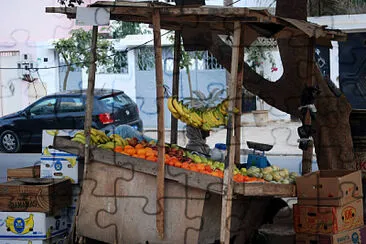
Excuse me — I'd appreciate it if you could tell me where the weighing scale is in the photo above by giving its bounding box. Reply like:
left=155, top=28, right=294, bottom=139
left=246, top=141, right=273, bottom=168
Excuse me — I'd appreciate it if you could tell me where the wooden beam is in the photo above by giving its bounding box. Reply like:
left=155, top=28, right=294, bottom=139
left=83, top=25, right=98, bottom=182
left=74, top=25, right=98, bottom=243
left=301, top=37, right=315, bottom=175
left=152, top=8, right=166, bottom=240
left=170, top=31, right=181, bottom=145
left=234, top=26, right=245, bottom=166
left=220, top=21, right=241, bottom=244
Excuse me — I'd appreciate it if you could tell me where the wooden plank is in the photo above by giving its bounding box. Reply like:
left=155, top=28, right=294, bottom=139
left=76, top=160, right=206, bottom=243
left=73, top=25, right=98, bottom=243
left=170, top=30, right=181, bottom=145
left=53, top=136, right=296, bottom=197
left=152, top=8, right=166, bottom=240
left=301, top=37, right=316, bottom=175
left=0, top=178, right=71, bottom=214
left=7, top=165, right=40, bottom=181
left=234, top=26, right=245, bottom=166
left=45, top=5, right=346, bottom=44
left=83, top=25, right=98, bottom=171
left=220, top=21, right=241, bottom=244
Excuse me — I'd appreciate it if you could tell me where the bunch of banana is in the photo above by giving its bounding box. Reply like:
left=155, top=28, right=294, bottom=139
left=109, top=134, right=128, bottom=146
left=90, top=128, right=110, bottom=145
left=201, top=107, right=227, bottom=131
left=71, top=131, right=86, bottom=144
left=71, top=129, right=110, bottom=146
left=167, top=96, right=230, bottom=131
left=167, top=96, right=203, bottom=127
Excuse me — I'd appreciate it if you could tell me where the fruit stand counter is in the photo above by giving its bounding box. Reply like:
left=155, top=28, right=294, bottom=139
left=54, top=136, right=295, bottom=243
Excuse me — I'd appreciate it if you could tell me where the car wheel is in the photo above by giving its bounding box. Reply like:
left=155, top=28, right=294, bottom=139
left=0, top=130, right=21, bottom=153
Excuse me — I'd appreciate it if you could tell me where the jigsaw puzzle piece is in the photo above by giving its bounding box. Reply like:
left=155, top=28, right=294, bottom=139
left=96, top=165, right=206, bottom=243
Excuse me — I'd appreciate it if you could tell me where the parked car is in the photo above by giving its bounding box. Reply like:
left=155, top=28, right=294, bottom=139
left=0, top=89, right=143, bottom=153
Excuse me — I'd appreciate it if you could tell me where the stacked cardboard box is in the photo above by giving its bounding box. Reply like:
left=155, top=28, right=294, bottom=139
left=41, top=130, right=83, bottom=184
left=294, top=170, right=366, bottom=244
left=0, top=177, right=71, bottom=243
left=41, top=130, right=82, bottom=234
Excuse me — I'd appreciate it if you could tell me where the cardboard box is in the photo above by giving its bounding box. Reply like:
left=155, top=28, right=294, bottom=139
left=66, top=207, right=76, bottom=231
left=296, top=225, right=366, bottom=244
left=42, top=130, right=80, bottom=155
left=0, top=234, right=67, bottom=243
left=0, top=210, right=68, bottom=240
left=296, top=170, right=363, bottom=206
left=70, top=185, right=81, bottom=208
left=0, top=179, right=71, bottom=215
left=40, top=156, right=82, bottom=184
left=7, top=166, right=40, bottom=181
left=294, top=199, right=364, bottom=234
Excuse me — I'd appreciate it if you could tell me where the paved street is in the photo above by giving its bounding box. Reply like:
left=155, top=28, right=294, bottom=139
left=0, top=153, right=41, bottom=183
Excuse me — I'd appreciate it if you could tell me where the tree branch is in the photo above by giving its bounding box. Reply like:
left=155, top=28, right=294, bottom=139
left=207, top=32, right=291, bottom=113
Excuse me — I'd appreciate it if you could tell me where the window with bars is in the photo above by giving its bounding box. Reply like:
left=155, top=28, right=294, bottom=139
left=136, top=47, right=223, bottom=71
left=0, top=51, right=20, bottom=57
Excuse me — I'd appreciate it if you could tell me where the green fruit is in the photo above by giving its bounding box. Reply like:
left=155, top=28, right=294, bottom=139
left=264, top=174, right=273, bottom=181
left=262, top=167, right=273, bottom=174
left=281, top=179, right=290, bottom=184
left=272, top=172, right=281, bottom=182
left=271, top=165, right=280, bottom=171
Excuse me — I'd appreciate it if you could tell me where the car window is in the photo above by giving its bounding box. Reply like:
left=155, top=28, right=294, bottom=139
left=58, top=97, right=85, bottom=113
left=99, top=93, right=133, bottom=109
left=29, top=98, right=56, bottom=115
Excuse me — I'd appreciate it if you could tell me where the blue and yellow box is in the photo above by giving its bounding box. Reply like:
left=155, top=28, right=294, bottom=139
left=0, top=210, right=68, bottom=240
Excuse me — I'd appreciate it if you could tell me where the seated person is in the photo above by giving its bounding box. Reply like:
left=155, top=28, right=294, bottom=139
left=185, top=125, right=211, bottom=155
left=105, top=124, right=156, bottom=142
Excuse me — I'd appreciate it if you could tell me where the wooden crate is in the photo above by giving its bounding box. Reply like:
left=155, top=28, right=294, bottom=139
left=7, top=165, right=40, bottom=181
left=0, top=178, right=72, bottom=214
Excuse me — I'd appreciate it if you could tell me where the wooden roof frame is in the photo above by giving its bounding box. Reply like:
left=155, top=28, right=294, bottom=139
left=46, top=0, right=346, bottom=46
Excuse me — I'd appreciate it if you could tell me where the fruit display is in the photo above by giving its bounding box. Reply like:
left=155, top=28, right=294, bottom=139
left=68, top=129, right=297, bottom=185
left=246, top=166, right=298, bottom=184
left=167, top=96, right=231, bottom=131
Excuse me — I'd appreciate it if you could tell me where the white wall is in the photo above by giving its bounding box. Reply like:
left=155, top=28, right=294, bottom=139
left=81, top=51, right=137, bottom=101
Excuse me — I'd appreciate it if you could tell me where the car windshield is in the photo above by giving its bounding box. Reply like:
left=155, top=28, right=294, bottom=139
left=99, top=93, right=133, bottom=109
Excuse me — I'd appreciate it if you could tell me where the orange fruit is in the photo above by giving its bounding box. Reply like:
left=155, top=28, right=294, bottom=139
left=114, top=146, right=123, bottom=153
left=135, top=143, right=144, bottom=149
left=174, top=162, right=183, bottom=168
left=136, top=148, right=146, bottom=156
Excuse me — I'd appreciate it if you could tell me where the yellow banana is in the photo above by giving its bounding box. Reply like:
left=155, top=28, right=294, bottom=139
left=6, top=214, right=34, bottom=234
left=98, top=142, right=116, bottom=150
left=213, top=108, right=226, bottom=125
left=96, top=130, right=109, bottom=142
left=90, top=128, right=99, bottom=136
left=189, top=110, right=203, bottom=124
left=43, top=147, right=51, bottom=156
left=71, top=137, right=86, bottom=144
left=74, top=134, right=86, bottom=140
left=202, top=110, right=216, bottom=128
left=66, top=157, right=77, bottom=168
left=46, top=130, right=59, bottom=136
left=64, top=176, right=75, bottom=183
left=167, top=97, right=178, bottom=114
left=172, top=98, right=187, bottom=118
left=23, top=214, right=34, bottom=234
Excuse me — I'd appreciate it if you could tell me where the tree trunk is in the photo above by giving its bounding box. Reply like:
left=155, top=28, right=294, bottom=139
left=63, top=67, right=70, bottom=91
left=204, top=0, right=355, bottom=170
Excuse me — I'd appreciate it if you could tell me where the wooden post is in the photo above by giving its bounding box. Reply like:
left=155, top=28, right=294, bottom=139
left=220, top=21, right=241, bottom=244
left=301, top=38, right=315, bottom=175
left=69, top=25, right=98, bottom=243
left=234, top=28, right=244, bottom=166
left=170, top=30, right=181, bottom=144
left=152, top=8, right=166, bottom=240
left=83, top=25, right=98, bottom=179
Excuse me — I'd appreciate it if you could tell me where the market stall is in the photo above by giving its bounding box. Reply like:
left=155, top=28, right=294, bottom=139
left=46, top=2, right=346, bottom=243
